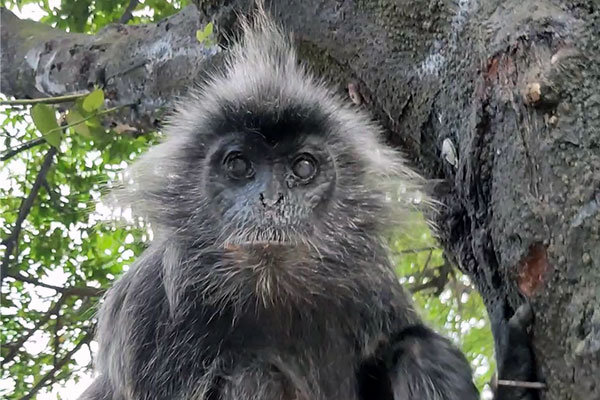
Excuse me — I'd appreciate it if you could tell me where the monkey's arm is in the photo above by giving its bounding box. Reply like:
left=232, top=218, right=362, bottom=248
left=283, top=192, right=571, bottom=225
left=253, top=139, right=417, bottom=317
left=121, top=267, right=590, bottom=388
left=381, top=304, right=540, bottom=400
left=492, top=303, right=541, bottom=400
left=386, top=325, right=479, bottom=400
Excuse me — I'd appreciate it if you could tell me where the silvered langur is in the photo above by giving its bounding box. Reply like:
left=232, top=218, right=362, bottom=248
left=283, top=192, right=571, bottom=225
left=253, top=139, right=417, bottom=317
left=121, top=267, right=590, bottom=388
left=79, top=5, right=480, bottom=400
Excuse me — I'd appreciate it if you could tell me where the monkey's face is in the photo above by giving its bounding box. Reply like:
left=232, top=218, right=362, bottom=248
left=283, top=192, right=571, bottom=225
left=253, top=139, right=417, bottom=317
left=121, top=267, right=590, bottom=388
left=126, top=41, right=421, bottom=256
left=202, top=129, right=336, bottom=247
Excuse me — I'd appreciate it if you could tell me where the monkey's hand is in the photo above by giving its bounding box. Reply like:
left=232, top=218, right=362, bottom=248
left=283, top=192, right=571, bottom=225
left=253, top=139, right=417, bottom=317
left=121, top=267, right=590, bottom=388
left=493, top=303, right=542, bottom=400
left=386, top=325, right=479, bottom=400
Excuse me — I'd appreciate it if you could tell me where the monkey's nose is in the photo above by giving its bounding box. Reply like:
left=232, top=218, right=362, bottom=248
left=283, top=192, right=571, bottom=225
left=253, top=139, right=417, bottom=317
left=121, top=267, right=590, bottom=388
left=260, top=192, right=284, bottom=208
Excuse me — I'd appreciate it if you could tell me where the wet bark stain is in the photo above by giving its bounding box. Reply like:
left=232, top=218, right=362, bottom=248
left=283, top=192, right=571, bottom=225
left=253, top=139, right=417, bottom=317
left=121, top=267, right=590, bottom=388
left=518, top=243, right=550, bottom=297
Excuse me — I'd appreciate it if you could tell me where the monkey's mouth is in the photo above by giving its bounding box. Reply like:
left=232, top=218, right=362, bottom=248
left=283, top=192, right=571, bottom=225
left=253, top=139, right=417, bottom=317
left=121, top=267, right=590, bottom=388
left=224, top=240, right=289, bottom=250
left=221, top=227, right=300, bottom=250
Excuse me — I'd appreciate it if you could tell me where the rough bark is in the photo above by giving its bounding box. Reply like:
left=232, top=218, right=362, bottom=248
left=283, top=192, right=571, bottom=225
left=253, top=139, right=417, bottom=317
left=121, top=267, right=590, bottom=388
left=1, top=1, right=599, bottom=399
left=1, top=5, right=218, bottom=131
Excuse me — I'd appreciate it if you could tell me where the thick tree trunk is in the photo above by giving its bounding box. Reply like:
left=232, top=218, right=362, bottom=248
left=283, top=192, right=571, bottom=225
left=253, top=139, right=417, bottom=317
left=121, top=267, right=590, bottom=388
left=1, top=5, right=218, bottom=132
left=2, top=1, right=599, bottom=399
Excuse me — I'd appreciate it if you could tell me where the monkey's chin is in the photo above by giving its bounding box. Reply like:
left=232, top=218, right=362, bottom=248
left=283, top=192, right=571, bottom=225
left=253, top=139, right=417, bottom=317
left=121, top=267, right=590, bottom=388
left=224, top=240, right=290, bottom=250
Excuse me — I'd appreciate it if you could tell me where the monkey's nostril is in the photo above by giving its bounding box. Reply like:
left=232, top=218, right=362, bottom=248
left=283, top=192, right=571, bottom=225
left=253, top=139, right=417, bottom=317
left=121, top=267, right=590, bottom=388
left=259, top=192, right=284, bottom=207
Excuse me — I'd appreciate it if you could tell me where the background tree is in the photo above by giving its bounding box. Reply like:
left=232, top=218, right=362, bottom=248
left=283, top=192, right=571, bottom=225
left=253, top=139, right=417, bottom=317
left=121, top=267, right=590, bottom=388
left=1, top=0, right=598, bottom=399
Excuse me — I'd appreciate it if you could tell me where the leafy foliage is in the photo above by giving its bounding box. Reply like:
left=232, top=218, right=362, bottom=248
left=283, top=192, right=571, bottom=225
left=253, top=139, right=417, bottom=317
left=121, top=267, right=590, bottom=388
left=390, top=215, right=495, bottom=391
left=30, top=105, right=61, bottom=148
left=196, top=22, right=216, bottom=47
left=1, top=98, right=160, bottom=398
left=0, top=1, right=495, bottom=399
left=2, top=0, right=189, bottom=32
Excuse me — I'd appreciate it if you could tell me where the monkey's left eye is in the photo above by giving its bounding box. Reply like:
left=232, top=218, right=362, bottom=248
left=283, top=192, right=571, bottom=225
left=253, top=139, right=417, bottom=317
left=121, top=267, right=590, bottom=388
left=224, top=152, right=254, bottom=180
left=291, top=153, right=318, bottom=182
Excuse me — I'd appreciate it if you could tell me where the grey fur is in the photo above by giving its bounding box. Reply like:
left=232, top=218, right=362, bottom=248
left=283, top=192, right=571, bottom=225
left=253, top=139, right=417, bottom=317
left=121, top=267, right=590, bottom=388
left=81, top=4, right=478, bottom=400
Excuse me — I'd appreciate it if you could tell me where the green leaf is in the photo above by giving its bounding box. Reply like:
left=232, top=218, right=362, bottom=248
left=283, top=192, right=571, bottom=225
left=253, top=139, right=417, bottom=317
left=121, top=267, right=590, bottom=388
left=196, top=22, right=214, bottom=44
left=30, top=104, right=61, bottom=147
left=65, top=110, right=91, bottom=137
left=89, top=125, right=110, bottom=147
left=82, top=89, right=105, bottom=112
left=97, top=234, right=114, bottom=252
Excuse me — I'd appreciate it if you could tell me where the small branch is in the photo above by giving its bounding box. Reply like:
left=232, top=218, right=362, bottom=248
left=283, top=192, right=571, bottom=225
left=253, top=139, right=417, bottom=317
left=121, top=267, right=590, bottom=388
left=85, top=341, right=94, bottom=369
left=409, top=263, right=452, bottom=295
left=410, top=279, right=444, bottom=294
left=42, top=105, right=129, bottom=137
left=396, top=246, right=437, bottom=254
left=0, top=138, right=46, bottom=161
left=412, top=249, right=433, bottom=283
left=1, top=296, right=66, bottom=366
left=6, top=272, right=106, bottom=297
left=0, top=93, right=88, bottom=106
left=497, top=380, right=547, bottom=390
left=118, top=0, right=140, bottom=24
left=0, top=105, right=127, bottom=280
left=0, top=147, right=57, bottom=282
left=53, top=309, right=62, bottom=367
left=19, top=331, right=94, bottom=400
left=42, top=179, right=62, bottom=210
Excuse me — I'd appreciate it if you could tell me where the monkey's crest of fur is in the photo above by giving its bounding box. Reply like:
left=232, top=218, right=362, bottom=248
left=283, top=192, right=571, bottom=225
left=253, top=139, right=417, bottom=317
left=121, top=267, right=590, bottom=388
left=115, top=6, right=427, bottom=235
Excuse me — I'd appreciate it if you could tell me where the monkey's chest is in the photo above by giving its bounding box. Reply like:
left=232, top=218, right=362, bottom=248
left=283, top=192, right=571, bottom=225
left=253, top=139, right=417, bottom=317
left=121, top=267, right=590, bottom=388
left=214, top=349, right=361, bottom=400
left=189, top=308, right=370, bottom=400
left=178, top=276, right=399, bottom=400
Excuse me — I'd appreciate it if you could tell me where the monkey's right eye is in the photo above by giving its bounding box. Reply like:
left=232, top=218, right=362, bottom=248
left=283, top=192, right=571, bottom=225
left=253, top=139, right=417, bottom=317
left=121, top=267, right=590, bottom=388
left=224, top=152, right=254, bottom=180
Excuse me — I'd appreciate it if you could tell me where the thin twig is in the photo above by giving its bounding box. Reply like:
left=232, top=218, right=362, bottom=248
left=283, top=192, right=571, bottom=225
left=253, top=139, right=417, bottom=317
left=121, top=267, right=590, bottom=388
left=6, top=272, right=106, bottom=297
left=0, top=148, right=57, bottom=282
left=413, top=248, right=434, bottom=284
left=42, top=179, right=62, bottom=210
left=19, top=331, right=94, bottom=400
left=409, top=263, right=452, bottom=294
left=423, top=249, right=433, bottom=270
left=497, top=379, right=547, bottom=390
left=1, top=295, right=66, bottom=366
left=53, top=308, right=62, bottom=367
left=0, top=138, right=46, bottom=161
left=42, top=105, right=127, bottom=137
left=396, top=246, right=437, bottom=254
left=2, top=105, right=128, bottom=163
left=0, top=93, right=88, bottom=106
left=119, top=0, right=140, bottom=24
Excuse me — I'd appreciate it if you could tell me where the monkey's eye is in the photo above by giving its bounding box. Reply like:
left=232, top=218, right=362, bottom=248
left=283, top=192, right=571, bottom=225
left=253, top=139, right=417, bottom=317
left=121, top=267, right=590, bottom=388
left=291, top=153, right=318, bottom=182
left=224, top=152, right=254, bottom=180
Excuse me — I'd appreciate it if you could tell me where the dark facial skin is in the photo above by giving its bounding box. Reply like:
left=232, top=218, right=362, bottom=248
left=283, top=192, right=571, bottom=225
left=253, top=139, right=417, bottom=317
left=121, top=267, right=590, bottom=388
left=204, top=132, right=336, bottom=246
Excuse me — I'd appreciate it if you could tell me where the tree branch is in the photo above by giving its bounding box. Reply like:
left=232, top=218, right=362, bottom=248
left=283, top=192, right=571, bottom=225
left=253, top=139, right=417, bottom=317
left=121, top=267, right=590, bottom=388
left=0, top=138, right=46, bottom=161
left=497, top=380, right=547, bottom=390
left=6, top=272, right=106, bottom=297
left=19, top=331, right=94, bottom=400
left=118, top=0, right=140, bottom=24
left=409, top=263, right=453, bottom=295
left=0, top=148, right=57, bottom=282
left=44, top=105, right=129, bottom=137
left=396, top=246, right=437, bottom=254
left=1, top=105, right=127, bottom=162
left=1, top=6, right=216, bottom=132
left=0, top=93, right=88, bottom=106
left=1, top=295, right=65, bottom=366
left=52, top=307, right=61, bottom=367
